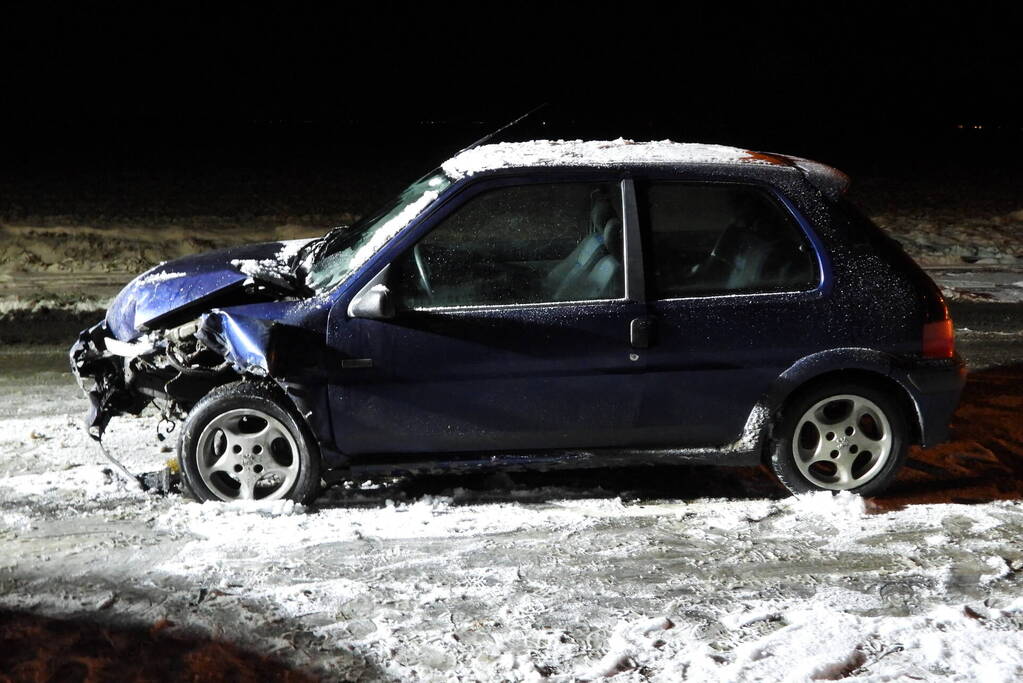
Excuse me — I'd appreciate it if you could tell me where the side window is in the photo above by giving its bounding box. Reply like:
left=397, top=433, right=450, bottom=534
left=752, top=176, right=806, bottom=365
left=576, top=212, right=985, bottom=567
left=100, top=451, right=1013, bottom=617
left=642, top=182, right=818, bottom=298
left=392, top=181, right=624, bottom=308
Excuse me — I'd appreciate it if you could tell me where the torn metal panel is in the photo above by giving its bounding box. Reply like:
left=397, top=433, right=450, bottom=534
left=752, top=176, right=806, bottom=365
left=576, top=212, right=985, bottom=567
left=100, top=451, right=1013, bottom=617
left=196, top=310, right=274, bottom=376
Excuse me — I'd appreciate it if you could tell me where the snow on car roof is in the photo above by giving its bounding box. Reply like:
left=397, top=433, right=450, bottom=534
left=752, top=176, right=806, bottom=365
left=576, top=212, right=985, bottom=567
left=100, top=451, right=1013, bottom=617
left=443, top=139, right=852, bottom=198
left=441, top=138, right=787, bottom=178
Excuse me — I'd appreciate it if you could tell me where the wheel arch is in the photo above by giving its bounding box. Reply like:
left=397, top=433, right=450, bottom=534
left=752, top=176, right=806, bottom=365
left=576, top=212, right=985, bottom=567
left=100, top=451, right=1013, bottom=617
left=760, top=349, right=924, bottom=463
left=239, top=374, right=352, bottom=469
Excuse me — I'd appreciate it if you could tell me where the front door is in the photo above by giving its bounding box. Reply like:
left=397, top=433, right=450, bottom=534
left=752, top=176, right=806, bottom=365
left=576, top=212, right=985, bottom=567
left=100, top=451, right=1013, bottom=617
left=327, top=177, right=647, bottom=455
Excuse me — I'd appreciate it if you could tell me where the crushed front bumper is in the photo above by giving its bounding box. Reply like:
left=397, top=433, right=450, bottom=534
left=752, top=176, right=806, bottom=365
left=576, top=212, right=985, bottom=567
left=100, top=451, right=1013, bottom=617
left=69, top=321, right=150, bottom=439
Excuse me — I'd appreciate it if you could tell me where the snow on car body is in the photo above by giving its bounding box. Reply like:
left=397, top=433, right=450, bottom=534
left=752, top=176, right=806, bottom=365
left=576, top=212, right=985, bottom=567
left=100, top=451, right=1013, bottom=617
left=69, top=139, right=965, bottom=502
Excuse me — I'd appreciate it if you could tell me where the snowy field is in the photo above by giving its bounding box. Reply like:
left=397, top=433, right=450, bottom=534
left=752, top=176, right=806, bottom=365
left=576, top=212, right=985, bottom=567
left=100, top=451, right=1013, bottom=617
left=2, top=321, right=1023, bottom=680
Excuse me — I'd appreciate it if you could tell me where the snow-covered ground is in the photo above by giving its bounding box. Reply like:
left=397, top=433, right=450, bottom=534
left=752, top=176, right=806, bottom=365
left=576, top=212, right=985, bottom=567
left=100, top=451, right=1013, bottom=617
left=2, top=334, right=1023, bottom=680
left=929, top=267, right=1023, bottom=303
left=874, top=208, right=1023, bottom=268
left=872, top=205, right=1023, bottom=303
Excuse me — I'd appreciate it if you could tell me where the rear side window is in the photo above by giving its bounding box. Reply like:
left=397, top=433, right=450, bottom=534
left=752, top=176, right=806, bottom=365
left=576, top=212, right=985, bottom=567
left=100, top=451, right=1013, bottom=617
left=392, top=181, right=624, bottom=309
left=641, top=182, right=818, bottom=298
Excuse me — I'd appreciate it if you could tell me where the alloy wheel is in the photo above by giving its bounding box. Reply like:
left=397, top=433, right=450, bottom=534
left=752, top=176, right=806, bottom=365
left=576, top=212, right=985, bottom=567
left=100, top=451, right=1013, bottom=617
left=792, top=394, right=893, bottom=491
left=195, top=408, right=300, bottom=501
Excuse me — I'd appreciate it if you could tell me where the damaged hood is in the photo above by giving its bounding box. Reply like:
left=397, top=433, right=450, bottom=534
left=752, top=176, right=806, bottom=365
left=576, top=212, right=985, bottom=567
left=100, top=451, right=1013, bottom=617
left=106, top=240, right=309, bottom=341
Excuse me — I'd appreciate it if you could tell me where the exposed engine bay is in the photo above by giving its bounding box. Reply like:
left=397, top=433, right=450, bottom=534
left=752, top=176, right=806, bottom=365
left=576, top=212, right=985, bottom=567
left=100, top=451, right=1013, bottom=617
left=70, top=316, right=240, bottom=441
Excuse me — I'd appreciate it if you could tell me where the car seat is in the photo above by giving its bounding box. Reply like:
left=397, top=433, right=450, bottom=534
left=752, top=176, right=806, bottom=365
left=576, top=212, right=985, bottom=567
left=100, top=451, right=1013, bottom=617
left=545, top=190, right=614, bottom=296
left=555, top=217, right=623, bottom=300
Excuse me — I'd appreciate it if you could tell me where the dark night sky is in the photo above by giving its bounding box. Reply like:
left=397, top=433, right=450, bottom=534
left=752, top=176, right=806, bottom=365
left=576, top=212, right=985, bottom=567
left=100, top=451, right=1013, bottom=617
left=1, top=3, right=1020, bottom=183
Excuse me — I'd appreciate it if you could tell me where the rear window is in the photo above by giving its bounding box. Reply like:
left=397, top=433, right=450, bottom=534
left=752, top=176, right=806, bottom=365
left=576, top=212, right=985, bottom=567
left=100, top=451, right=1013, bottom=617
left=640, top=182, right=819, bottom=298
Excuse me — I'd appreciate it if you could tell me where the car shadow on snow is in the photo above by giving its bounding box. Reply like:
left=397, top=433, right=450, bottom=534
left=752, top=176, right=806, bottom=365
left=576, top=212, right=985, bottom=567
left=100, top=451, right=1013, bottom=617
left=315, top=462, right=785, bottom=510
left=316, top=364, right=1023, bottom=513
left=0, top=609, right=320, bottom=682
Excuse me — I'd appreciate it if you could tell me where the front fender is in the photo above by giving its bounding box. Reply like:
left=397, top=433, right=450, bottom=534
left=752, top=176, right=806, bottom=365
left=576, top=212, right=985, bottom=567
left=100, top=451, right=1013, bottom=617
left=197, top=310, right=346, bottom=466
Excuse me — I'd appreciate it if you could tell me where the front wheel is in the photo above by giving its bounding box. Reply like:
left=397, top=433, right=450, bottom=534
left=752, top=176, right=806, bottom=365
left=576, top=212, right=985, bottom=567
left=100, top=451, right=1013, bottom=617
left=770, top=381, right=908, bottom=496
left=178, top=381, right=321, bottom=503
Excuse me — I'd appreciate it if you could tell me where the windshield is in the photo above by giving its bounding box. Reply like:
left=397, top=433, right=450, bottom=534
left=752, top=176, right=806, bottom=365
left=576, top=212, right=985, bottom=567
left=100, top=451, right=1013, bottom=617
left=304, top=170, right=452, bottom=292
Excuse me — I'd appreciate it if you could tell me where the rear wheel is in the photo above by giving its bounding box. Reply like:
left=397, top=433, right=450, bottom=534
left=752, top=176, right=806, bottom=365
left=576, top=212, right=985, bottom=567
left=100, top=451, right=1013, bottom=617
left=179, top=382, right=321, bottom=503
left=770, top=381, right=908, bottom=496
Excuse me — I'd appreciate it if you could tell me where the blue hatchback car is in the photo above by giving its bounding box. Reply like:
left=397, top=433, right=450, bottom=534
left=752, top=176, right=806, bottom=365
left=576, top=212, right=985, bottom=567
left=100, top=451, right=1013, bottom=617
left=71, top=140, right=965, bottom=502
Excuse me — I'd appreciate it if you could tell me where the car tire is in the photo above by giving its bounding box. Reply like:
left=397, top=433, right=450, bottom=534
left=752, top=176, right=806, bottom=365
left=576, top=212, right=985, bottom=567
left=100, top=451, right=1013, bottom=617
left=178, top=381, right=321, bottom=503
left=770, top=380, right=908, bottom=496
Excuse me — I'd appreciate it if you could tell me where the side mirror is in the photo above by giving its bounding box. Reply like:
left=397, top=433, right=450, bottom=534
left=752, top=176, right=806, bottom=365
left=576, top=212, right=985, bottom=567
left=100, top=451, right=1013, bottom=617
left=348, top=284, right=395, bottom=320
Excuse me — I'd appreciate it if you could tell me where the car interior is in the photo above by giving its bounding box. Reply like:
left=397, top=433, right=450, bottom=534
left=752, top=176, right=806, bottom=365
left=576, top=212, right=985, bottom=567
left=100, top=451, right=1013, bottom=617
left=389, top=181, right=818, bottom=310
left=392, top=184, right=625, bottom=309
left=644, top=183, right=819, bottom=297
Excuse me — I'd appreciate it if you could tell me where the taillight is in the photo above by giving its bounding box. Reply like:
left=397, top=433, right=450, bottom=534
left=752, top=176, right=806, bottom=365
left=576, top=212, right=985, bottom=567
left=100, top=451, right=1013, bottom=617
left=922, top=317, right=955, bottom=359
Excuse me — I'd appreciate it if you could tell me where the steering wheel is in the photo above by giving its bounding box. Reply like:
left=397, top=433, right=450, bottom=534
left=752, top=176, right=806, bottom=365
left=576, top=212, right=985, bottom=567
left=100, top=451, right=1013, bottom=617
left=413, top=244, right=433, bottom=300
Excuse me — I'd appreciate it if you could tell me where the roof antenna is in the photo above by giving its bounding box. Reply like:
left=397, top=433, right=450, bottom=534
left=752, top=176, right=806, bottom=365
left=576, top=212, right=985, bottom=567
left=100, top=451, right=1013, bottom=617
left=457, top=102, right=548, bottom=155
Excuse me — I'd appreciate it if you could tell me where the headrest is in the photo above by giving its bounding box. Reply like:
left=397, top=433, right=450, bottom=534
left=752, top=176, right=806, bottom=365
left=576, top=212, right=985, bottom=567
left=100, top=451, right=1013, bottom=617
left=602, top=217, right=623, bottom=257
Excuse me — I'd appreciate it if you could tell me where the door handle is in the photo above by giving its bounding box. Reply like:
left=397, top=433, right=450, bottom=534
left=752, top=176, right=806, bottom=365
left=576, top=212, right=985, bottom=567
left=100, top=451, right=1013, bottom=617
left=630, top=316, right=655, bottom=349
left=341, top=358, right=374, bottom=369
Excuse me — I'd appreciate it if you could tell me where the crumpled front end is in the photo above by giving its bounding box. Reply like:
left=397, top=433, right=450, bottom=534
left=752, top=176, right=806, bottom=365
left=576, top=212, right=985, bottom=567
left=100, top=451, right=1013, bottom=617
left=68, top=236, right=345, bottom=486
left=69, top=316, right=239, bottom=440
left=69, top=306, right=341, bottom=470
